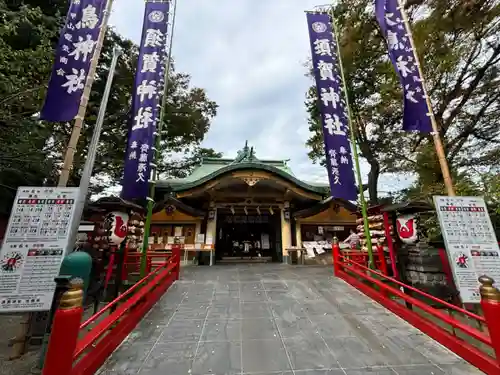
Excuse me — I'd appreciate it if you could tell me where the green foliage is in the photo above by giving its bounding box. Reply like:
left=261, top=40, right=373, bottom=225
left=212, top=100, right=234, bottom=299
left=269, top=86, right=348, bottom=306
left=396, top=168, right=500, bottom=238
left=304, top=0, right=500, bottom=205
left=0, top=0, right=61, bottom=214
left=0, top=0, right=219, bottom=211
left=158, top=147, right=223, bottom=179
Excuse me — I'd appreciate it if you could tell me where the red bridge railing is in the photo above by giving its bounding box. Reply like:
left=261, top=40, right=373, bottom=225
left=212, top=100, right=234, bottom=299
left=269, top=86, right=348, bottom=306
left=332, top=242, right=500, bottom=374
left=122, top=251, right=173, bottom=279
left=42, top=247, right=181, bottom=375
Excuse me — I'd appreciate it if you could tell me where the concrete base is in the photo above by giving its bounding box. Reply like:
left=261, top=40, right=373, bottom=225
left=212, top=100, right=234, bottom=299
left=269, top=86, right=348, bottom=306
left=282, top=255, right=289, bottom=264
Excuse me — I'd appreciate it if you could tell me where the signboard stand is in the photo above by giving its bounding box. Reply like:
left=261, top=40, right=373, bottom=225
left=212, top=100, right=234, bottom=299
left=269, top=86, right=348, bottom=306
left=434, top=196, right=500, bottom=304
left=0, top=187, right=80, bottom=313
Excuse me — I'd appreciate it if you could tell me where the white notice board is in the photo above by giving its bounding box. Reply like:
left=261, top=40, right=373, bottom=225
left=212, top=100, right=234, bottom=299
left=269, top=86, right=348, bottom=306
left=434, top=196, right=500, bottom=303
left=0, top=187, right=80, bottom=313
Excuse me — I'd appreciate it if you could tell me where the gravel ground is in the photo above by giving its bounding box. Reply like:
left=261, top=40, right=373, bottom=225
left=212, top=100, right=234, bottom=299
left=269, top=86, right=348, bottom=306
left=0, top=305, right=106, bottom=375
left=0, top=314, right=39, bottom=375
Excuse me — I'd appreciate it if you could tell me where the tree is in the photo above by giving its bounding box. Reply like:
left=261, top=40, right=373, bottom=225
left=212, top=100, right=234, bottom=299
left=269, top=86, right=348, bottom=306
left=72, top=44, right=219, bottom=194
left=159, top=147, right=223, bottom=179
left=305, top=0, right=500, bottom=203
left=0, top=0, right=219, bottom=211
left=0, top=0, right=61, bottom=214
left=396, top=166, right=500, bottom=237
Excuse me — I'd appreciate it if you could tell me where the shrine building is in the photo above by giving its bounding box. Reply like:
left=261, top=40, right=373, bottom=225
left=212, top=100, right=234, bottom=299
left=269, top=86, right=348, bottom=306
left=149, top=142, right=358, bottom=264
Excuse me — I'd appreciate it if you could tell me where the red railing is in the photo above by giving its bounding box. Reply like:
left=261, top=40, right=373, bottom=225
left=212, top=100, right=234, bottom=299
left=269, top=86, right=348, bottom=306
left=122, top=252, right=172, bottom=279
left=42, top=246, right=181, bottom=375
left=332, top=243, right=500, bottom=375
left=338, top=243, right=388, bottom=275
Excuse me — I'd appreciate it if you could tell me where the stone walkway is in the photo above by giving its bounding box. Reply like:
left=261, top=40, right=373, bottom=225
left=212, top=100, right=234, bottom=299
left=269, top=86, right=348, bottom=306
left=97, top=264, right=484, bottom=375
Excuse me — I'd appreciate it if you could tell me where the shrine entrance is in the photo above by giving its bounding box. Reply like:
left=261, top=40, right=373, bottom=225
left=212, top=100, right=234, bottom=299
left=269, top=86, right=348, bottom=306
left=215, top=212, right=281, bottom=263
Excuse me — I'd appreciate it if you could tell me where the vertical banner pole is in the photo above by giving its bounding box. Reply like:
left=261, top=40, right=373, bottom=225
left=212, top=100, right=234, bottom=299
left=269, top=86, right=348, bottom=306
left=395, top=0, right=454, bottom=196
left=58, top=0, right=115, bottom=187
left=140, top=0, right=177, bottom=276
left=328, top=11, right=375, bottom=267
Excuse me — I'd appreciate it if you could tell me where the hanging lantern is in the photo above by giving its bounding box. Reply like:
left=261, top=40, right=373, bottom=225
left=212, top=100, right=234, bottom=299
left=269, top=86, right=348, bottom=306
left=396, top=214, right=418, bottom=244
left=107, top=211, right=129, bottom=245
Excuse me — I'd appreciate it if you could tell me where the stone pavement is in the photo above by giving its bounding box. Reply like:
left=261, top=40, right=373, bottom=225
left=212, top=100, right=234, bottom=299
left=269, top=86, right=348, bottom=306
left=97, top=264, right=484, bottom=375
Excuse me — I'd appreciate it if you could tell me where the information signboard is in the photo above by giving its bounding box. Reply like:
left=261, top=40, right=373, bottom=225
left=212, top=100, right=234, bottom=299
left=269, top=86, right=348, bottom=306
left=0, top=187, right=80, bottom=312
left=434, top=196, right=500, bottom=303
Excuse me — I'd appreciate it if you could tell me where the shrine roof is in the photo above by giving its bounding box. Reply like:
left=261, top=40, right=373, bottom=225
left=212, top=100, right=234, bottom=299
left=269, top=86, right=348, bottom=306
left=157, top=141, right=330, bottom=196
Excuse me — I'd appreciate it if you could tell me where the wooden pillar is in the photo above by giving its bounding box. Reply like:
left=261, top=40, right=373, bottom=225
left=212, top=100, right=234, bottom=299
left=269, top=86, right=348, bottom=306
left=295, top=221, right=302, bottom=248
left=280, top=205, right=292, bottom=264
left=332, top=237, right=341, bottom=276
left=206, top=204, right=217, bottom=245
left=195, top=203, right=216, bottom=265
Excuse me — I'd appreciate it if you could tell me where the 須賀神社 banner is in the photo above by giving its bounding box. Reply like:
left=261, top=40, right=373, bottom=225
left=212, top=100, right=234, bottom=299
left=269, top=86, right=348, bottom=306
left=121, top=1, right=170, bottom=201
left=306, top=12, right=357, bottom=201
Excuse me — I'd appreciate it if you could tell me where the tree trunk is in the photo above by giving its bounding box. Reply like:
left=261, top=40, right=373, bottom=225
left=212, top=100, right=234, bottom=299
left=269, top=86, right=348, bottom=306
left=367, top=160, right=380, bottom=205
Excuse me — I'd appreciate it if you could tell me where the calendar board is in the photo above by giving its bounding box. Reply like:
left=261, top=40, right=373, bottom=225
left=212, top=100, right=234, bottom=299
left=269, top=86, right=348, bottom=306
left=434, top=196, right=500, bottom=304
left=0, top=187, right=80, bottom=312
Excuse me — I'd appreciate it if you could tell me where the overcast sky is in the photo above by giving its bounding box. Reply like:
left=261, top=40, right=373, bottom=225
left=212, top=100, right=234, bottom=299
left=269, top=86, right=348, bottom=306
left=109, top=0, right=412, bottom=195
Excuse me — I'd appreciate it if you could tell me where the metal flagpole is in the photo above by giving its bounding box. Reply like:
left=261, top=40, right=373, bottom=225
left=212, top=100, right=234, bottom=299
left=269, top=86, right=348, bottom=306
left=396, top=0, right=455, bottom=196
left=58, top=0, right=115, bottom=187
left=328, top=9, right=375, bottom=267
left=140, top=0, right=177, bottom=276
left=65, top=46, right=122, bottom=255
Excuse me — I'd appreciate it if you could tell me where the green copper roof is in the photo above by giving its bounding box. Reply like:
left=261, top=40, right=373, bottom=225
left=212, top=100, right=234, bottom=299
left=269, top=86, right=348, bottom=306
left=157, top=141, right=329, bottom=196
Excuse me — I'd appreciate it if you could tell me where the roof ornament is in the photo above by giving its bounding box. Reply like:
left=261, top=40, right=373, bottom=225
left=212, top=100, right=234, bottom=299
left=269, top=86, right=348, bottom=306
left=232, top=140, right=258, bottom=164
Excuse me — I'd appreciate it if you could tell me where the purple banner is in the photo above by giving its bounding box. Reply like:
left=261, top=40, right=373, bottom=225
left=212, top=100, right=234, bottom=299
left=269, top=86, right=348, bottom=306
left=40, top=0, right=107, bottom=122
left=375, top=0, right=432, bottom=132
left=306, top=12, right=357, bottom=201
left=121, top=1, right=170, bottom=201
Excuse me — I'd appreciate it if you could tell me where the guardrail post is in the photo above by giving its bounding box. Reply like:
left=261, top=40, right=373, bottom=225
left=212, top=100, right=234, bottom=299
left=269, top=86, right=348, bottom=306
left=332, top=237, right=341, bottom=277
left=376, top=240, right=388, bottom=275
left=42, top=278, right=84, bottom=375
left=479, top=275, right=500, bottom=363
left=121, top=246, right=129, bottom=282
left=172, top=244, right=181, bottom=280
